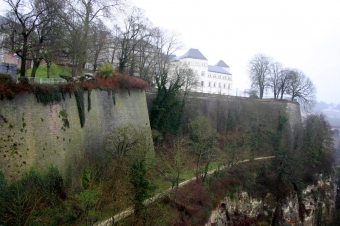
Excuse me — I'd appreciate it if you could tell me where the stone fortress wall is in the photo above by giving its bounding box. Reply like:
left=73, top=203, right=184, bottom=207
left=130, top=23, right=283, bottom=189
left=1, top=88, right=301, bottom=183
left=146, top=90, right=301, bottom=135
left=0, top=89, right=154, bottom=182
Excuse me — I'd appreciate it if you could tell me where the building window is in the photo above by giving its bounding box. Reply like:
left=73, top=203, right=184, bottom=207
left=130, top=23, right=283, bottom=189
left=214, top=82, right=216, bottom=87
left=201, top=81, right=204, bottom=86
left=195, top=70, right=198, bottom=76
left=201, top=71, right=205, bottom=76
left=219, top=83, right=221, bottom=87
left=224, top=84, right=226, bottom=88
left=209, top=82, right=211, bottom=87
left=228, top=84, right=231, bottom=89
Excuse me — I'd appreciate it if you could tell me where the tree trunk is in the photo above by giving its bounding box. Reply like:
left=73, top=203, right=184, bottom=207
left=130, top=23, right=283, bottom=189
left=118, top=59, right=126, bottom=73
left=46, top=61, right=52, bottom=78
left=31, top=59, right=41, bottom=78
left=196, top=152, right=202, bottom=181
left=20, top=35, right=29, bottom=78
left=280, top=91, right=284, bottom=100
left=259, top=86, right=264, bottom=99
left=271, top=197, right=283, bottom=226
left=110, top=48, right=116, bottom=65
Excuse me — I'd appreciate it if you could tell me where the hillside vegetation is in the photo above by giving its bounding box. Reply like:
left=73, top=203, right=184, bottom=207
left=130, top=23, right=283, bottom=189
left=0, top=80, right=335, bottom=225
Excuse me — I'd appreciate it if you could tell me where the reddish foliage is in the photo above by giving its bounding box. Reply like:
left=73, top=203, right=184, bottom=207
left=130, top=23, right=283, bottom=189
left=59, top=83, right=77, bottom=94
left=123, top=74, right=149, bottom=89
left=170, top=181, right=213, bottom=225
left=184, top=205, right=201, bottom=217
left=173, top=201, right=186, bottom=211
left=0, top=73, right=149, bottom=101
left=172, top=220, right=186, bottom=226
left=78, top=80, right=96, bottom=91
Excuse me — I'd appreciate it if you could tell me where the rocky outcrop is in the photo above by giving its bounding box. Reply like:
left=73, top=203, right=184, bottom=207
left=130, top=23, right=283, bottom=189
left=206, top=176, right=336, bottom=225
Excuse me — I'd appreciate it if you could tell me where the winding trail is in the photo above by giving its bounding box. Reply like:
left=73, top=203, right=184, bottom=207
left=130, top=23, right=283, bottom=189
left=95, top=156, right=276, bottom=226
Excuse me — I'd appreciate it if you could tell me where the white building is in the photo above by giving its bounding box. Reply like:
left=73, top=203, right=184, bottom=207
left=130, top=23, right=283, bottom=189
left=175, top=48, right=232, bottom=95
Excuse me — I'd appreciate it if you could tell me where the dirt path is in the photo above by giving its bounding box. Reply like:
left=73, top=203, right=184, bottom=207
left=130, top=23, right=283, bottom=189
left=95, top=156, right=276, bottom=226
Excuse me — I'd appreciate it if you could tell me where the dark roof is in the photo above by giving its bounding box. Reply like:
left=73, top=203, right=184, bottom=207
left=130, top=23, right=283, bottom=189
left=178, top=48, right=207, bottom=60
left=215, top=60, right=229, bottom=68
left=208, top=65, right=232, bottom=75
left=169, top=54, right=177, bottom=61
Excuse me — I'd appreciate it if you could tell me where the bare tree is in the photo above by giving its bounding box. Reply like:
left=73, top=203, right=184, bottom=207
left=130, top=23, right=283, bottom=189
left=153, top=28, right=182, bottom=88
left=134, top=28, right=160, bottom=84
left=63, top=23, right=84, bottom=76
left=28, top=2, right=66, bottom=78
left=188, top=113, right=219, bottom=181
left=170, top=61, right=198, bottom=96
left=288, top=69, right=316, bottom=111
left=248, top=53, right=272, bottom=99
left=61, top=0, right=123, bottom=75
left=277, top=68, right=293, bottom=99
left=269, top=65, right=296, bottom=100
left=87, top=19, right=111, bottom=72
left=268, top=61, right=283, bottom=99
left=2, top=0, right=63, bottom=78
left=113, top=7, right=153, bottom=74
left=41, top=20, right=67, bottom=78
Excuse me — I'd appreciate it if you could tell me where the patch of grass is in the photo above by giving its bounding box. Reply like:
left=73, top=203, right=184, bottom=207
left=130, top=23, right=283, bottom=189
left=26, top=64, right=72, bottom=78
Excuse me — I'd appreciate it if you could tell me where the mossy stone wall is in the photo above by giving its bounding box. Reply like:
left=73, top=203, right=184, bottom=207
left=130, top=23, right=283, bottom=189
left=146, top=92, right=302, bottom=134
left=0, top=89, right=153, bottom=182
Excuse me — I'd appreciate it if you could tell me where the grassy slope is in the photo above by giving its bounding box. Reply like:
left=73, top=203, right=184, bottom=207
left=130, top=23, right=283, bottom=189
left=26, top=64, right=72, bottom=78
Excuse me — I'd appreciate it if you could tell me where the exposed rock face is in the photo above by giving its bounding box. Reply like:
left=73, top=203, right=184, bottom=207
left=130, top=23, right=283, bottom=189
left=206, top=176, right=336, bottom=225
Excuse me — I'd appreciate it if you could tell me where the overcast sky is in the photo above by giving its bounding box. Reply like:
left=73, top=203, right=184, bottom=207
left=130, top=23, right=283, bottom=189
left=130, top=0, right=340, bottom=104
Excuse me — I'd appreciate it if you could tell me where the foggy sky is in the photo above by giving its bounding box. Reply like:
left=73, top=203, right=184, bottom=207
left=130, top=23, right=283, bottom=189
left=131, top=0, right=340, bottom=104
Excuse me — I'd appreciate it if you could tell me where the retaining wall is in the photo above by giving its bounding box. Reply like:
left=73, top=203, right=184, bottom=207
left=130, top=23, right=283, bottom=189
left=0, top=89, right=154, bottom=182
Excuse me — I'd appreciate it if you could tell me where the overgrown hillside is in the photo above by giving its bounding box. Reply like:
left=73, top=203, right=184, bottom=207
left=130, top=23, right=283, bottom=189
left=0, top=73, right=335, bottom=225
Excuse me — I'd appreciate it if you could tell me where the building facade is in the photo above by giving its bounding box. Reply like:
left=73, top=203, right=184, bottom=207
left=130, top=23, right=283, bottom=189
left=0, top=15, right=22, bottom=68
left=175, top=48, right=232, bottom=95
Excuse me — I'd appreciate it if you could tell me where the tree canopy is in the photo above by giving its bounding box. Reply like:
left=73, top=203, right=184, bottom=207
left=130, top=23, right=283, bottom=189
left=248, top=53, right=316, bottom=110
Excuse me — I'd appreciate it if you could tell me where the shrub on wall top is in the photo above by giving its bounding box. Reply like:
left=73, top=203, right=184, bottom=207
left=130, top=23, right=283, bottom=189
left=0, top=73, right=149, bottom=102
left=97, top=62, right=116, bottom=77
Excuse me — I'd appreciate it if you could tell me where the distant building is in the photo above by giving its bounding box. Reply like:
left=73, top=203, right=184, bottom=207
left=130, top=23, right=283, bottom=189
left=0, top=15, right=22, bottom=68
left=174, top=48, right=232, bottom=95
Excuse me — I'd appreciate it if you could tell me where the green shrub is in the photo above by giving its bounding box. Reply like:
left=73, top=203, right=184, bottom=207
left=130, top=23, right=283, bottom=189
left=97, top=62, right=116, bottom=77
left=0, top=73, right=16, bottom=100
left=0, top=172, right=8, bottom=225
left=18, top=76, right=29, bottom=84
left=0, top=167, right=73, bottom=225
left=34, top=84, right=65, bottom=105
left=0, top=73, right=14, bottom=84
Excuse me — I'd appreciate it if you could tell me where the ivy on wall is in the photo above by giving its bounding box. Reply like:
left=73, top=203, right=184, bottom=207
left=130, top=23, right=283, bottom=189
left=34, top=85, right=65, bottom=105
left=74, top=88, right=85, bottom=128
